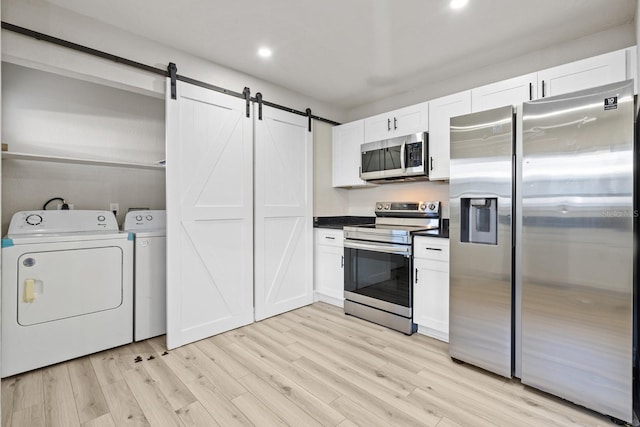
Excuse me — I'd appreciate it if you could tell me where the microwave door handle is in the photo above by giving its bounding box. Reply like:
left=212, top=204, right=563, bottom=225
left=400, top=140, right=406, bottom=171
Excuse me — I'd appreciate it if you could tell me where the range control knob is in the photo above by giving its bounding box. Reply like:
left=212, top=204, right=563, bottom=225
left=376, top=203, right=384, bottom=211
left=419, top=203, right=427, bottom=211
left=25, top=214, right=42, bottom=226
left=97, top=215, right=106, bottom=222
left=146, top=215, right=153, bottom=221
left=428, top=203, right=436, bottom=211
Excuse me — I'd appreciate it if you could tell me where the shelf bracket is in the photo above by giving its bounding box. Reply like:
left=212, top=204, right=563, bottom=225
left=256, top=92, right=263, bottom=120
left=306, top=108, right=312, bottom=132
left=243, top=87, right=251, bottom=118
left=168, top=62, right=177, bottom=100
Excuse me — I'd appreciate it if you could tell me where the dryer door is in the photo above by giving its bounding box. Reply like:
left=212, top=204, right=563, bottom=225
left=17, top=246, right=123, bottom=326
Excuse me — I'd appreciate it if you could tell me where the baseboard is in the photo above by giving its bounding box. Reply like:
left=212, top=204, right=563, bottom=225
left=314, top=291, right=344, bottom=308
left=417, top=324, right=449, bottom=343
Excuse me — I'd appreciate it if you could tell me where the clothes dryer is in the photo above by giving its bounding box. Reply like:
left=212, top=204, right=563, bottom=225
left=124, top=210, right=166, bottom=341
left=1, top=210, right=133, bottom=377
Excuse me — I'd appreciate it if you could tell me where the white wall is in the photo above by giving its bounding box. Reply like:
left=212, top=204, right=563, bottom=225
left=347, top=24, right=636, bottom=121
left=346, top=181, right=450, bottom=217
left=313, top=121, right=349, bottom=216
left=2, top=63, right=165, bottom=233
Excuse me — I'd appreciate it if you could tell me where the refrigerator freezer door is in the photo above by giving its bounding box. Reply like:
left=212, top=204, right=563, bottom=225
left=449, top=105, right=514, bottom=378
left=521, top=80, right=634, bottom=423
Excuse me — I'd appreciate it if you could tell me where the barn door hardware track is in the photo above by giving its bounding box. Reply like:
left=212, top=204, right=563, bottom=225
left=2, top=21, right=340, bottom=129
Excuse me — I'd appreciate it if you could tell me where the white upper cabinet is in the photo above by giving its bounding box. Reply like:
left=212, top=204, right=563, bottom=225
left=364, top=101, right=429, bottom=143
left=471, top=73, right=537, bottom=112
left=332, top=119, right=368, bottom=188
left=537, top=49, right=627, bottom=98
left=428, top=91, right=471, bottom=181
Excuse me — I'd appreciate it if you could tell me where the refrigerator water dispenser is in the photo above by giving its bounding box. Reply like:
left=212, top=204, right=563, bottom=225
left=461, top=198, right=497, bottom=245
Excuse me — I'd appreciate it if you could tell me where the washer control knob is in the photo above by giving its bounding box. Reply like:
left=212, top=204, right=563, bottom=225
left=428, top=203, right=436, bottom=211
left=25, top=214, right=42, bottom=226
left=136, top=215, right=143, bottom=221
left=146, top=215, right=153, bottom=221
left=419, top=203, right=427, bottom=210
left=384, top=203, right=390, bottom=210
left=97, top=215, right=106, bottom=222
left=376, top=203, right=383, bottom=211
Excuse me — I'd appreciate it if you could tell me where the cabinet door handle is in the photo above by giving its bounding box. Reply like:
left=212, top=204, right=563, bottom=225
left=430, top=156, right=434, bottom=171
left=325, top=236, right=335, bottom=240
left=387, top=118, right=391, bottom=131
left=529, top=82, right=533, bottom=100
left=415, top=268, right=418, bottom=283
left=425, top=247, right=442, bottom=251
left=341, top=255, right=344, bottom=268
left=541, top=80, right=545, bottom=98
left=393, top=117, right=398, bottom=130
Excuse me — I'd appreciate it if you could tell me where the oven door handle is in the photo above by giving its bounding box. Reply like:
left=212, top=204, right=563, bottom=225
left=344, top=239, right=411, bottom=256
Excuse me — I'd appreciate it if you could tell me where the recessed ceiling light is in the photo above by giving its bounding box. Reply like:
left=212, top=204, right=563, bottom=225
left=258, top=47, right=272, bottom=58
left=450, top=0, right=468, bottom=9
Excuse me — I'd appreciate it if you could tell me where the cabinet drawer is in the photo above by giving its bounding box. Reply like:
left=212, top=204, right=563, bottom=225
left=316, top=229, right=344, bottom=248
left=414, top=237, right=449, bottom=261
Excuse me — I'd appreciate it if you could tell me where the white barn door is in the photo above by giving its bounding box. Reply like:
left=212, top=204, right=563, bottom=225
left=254, top=105, right=313, bottom=321
left=165, top=80, right=254, bottom=349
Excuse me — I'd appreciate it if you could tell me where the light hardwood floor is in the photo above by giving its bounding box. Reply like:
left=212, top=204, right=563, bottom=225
left=1, top=302, right=618, bottom=427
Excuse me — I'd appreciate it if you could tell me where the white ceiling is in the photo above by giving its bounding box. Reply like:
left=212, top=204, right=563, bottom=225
left=42, top=0, right=636, bottom=110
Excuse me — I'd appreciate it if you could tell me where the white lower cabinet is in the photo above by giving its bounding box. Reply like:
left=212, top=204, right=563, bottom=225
left=413, top=236, right=450, bottom=342
left=314, top=228, right=344, bottom=307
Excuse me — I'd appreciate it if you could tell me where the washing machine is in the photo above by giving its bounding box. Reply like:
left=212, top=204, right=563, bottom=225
left=124, top=210, right=166, bottom=341
left=1, top=210, right=133, bottom=377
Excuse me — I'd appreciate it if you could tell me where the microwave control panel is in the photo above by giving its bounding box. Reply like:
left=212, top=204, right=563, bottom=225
left=406, top=142, right=423, bottom=167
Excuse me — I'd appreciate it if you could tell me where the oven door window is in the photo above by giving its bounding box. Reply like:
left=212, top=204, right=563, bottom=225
left=344, top=247, right=411, bottom=308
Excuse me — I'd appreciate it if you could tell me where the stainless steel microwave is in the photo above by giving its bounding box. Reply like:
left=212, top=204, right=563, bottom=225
left=360, top=132, right=428, bottom=182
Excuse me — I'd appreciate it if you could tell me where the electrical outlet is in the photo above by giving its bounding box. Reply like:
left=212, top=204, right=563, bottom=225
left=110, top=203, right=119, bottom=216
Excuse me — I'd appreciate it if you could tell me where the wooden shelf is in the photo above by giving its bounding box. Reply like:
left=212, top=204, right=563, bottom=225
left=2, top=152, right=165, bottom=170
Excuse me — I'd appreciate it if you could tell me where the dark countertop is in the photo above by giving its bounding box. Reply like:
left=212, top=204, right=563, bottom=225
left=414, top=218, right=449, bottom=239
left=314, top=216, right=375, bottom=229
left=413, top=228, right=449, bottom=239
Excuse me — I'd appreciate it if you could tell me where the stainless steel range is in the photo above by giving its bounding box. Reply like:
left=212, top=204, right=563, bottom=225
left=343, top=201, right=440, bottom=334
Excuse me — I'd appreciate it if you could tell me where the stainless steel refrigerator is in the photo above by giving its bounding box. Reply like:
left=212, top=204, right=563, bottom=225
left=449, top=80, right=635, bottom=424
